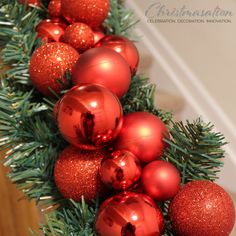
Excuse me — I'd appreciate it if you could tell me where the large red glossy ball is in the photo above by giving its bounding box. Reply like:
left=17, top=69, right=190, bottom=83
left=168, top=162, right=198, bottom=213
left=169, top=180, right=236, bottom=236
left=72, top=47, right=131, bottom=98
left=54, top=146, right=107, bottom=202
left=95, top=192, right=164, bottom=236
left=36, top=20, right=65, bottom=42
left=62, top=23, right=94, bottom=53
left=141, top=160, right=180, bottom=201
left=96, top=35, right=139, bottom=75
left=100, top=150, right=141, bottom=190
left=115, top=112, right=169, bottom=163
left=61, top=0, right=110, bottom=27
left=29, top=42, right=79, bottom=96
left=48, top=0, right=61, bottom=18
left=57, top=84, right=123, bottom=150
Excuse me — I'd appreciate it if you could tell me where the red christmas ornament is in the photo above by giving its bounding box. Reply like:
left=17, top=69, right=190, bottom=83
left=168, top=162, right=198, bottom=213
left=48, top=0, right=61, bottom=18
left=57, top=84, right=123, bottom=150
left=100, top=150, right=141, bottom=190
left=62, top=23, right=94, bottom=53
left=39, top=18, right=68, bottom=30
left=53, top=100, right=60, bottom=121
left=93, top=28, right=105, bottom=44
left=29, top=42, right=79, bottom=96
left=54, top=146, right=107, bottom=202
left=18, top=0, right=41, bottom=7
left=72, top=48, right=131, bottom=98
left=169, top=180, right=236, bottom=236
left=95, top=192, right=164, bottom=236
left=115, top=112, right=169, bottom=163
left=61, top=0, right=110, bottom=27
left=96, top=35, right=139, bottom=75
left=36, top=20, right=65, bottom=42
left=141, top=160, right=180, bottom=201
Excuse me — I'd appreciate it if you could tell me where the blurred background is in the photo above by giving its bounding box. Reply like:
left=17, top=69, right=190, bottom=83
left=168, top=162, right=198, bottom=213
left=1, top=0, right=236, bottom=235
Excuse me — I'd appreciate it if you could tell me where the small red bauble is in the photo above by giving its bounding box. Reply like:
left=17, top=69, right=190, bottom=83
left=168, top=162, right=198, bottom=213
left=38, top=18, right=68, bottom=30
left=54, top=146, right=107, bottom=202
left=36, top=20, right=65, bottom=42
left=57, top=84, right=123, bottom=150
left=115, top=112, right=169, bottom=163
left=96, top=35, right=139, bottom=75
left=62, top=23, right=94, bottom=53
left=72, top=48, right=131, bottom=98
left=29, top=42, right=79, bottom=96
left=48, top=0, right=61, bottom=18
left=93, top=28, right=105, bottom=44
left=95, top=192, right=164, bottom=236
left=141, top=160, right=180, bottom=201
left=100, top=150, right=141, bottom=190
left=61, top=0, right=110, bottom=27
left=169, top=180, right=236, bottom=236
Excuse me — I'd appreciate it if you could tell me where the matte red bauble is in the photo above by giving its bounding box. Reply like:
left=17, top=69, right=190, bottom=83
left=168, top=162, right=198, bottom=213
left=72, top=48, right=131, bottom=98
left=54, top=146, right=107, bottom=202
left=93, top=28, right=105, bottom=44
left=62, top=23, right=94, bottom=53
left=141, top=160, right=180, bottom=201
left=100, top=150, right=141, bottom=190
left=36, top=20, right=64, bottom=42
left=61, top=0, right=110, bottom=27
left=169, top=180, right=236, bottom=236
left=115, top=112, right=169, bottom=163
left=29, top=42, right=79, bottom=96
left=48, top=0, right=61, bottom=18
left=57, top=84, right=123, bottom=150
left=95, top=192, right=164, bottom=236
left=96, top=35, right=139, bottom=75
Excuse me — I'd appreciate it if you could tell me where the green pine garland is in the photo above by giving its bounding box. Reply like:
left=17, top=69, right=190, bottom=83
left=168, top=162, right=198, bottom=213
left=0, top=1, right=226, bottom=235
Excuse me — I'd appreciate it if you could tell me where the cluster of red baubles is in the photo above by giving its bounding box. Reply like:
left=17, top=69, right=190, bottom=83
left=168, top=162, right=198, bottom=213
left=26, top=0, right=235, bottom=235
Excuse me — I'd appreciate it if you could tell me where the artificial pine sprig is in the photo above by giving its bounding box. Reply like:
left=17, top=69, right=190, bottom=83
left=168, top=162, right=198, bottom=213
left=0, top=1, right=227, bottom=236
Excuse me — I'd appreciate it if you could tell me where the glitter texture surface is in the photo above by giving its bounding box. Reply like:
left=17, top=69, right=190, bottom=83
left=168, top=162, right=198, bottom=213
left=54, top=146, right=107, bottom=202
left=29, top=42, right=79, bottom=96
left=48, top=0, right=61, bottom=18
left=62, top=23, right=94, bottom=53
left=61, top=0, right=110, bottom=27
left=169, top=180, right=236, bottom=236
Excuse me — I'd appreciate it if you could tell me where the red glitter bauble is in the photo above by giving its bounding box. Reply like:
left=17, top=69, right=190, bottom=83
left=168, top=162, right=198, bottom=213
left=61, top=0, right=110, bottom=27
left=100, top=150, right=141, bottom=190
left=72, top=48, right=131, bottom=98
left=96, top=35, right=139, bottom=75
left=48, top=0, right=61, bottom=18
left=95, top=192, right=164, bottom=236
left=169, top=180, right=236, bottom=236
left=36, top=20, right=65, bottom=42
left=29, top=42, right=79, bottom=96
left=54, top=146, right=107, bottom=202
left=93, top=28, right=105, bottom=44
left=57, top=84, right=123, bottom=150
left=115, top=112, right=169, bottom=163
left=62, top=23, right=94, bottom=53
left=141, top=160, right=180, bottom=201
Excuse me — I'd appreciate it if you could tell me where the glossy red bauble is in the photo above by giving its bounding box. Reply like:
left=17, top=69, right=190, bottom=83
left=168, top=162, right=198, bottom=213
left=54, top=146, right=107, bottom=202
left=61, top=0, right=110, bottom=27
left=100, top=150, right=141, bottom=190
left=93, top=28, right=105, bottom=44
left=48, top=0, right=61, bottom=18
left=95, top=192, right=164, bottom=236
left=141, top=160, right=180, bottom=201
left=72, top=47, right=131, bottom=98
left=36, top=20, right=65, bottom=42
left=57, top=84, right=123, bottom=150
left=169, top=180, right=236, bottom=236
left=96, top=35, right=139, bottom=75
left=29, top=42, right=79, bottom=96
left=115, top=112, right=169, bottom=163
left=62, top=23, right=94, bottom=53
